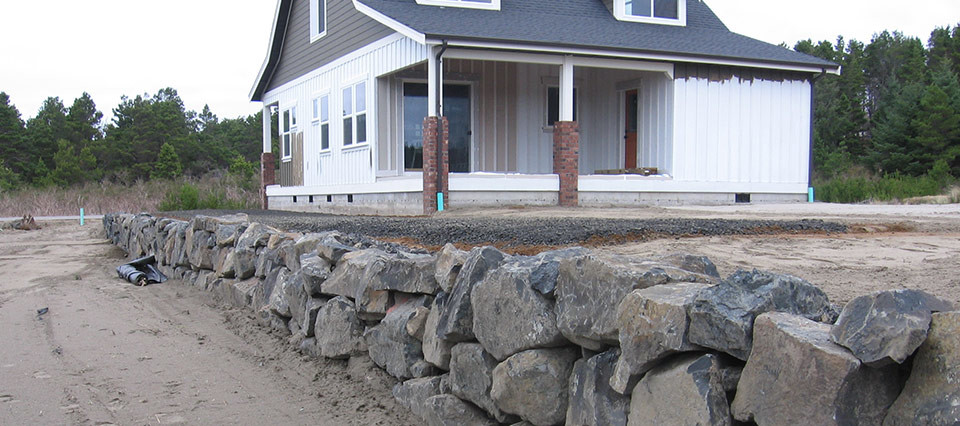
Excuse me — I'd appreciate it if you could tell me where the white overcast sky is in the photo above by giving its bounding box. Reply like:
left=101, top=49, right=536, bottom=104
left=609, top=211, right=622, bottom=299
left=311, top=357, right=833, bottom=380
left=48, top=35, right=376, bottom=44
left=1, top=0, right=958, bottom=123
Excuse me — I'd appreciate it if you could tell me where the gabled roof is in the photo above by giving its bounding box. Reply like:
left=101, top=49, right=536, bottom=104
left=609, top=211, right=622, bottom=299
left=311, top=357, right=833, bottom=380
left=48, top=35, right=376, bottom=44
left=356, top=0, right=837, bottom=71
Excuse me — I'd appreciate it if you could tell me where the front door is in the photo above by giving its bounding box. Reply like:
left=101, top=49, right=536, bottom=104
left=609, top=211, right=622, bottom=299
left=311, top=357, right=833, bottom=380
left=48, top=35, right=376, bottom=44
left=624, top=89, right=638, bottom=169
left=402, top=83, right=471, bottom=172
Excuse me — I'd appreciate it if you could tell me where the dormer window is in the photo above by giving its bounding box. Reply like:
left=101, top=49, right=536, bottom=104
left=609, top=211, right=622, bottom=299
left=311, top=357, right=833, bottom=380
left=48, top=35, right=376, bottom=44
left=309, top=0, right=327, bottom=42
left=615, top=0, right=686, bottom=26
left=415, top=0, right=500, bottom=11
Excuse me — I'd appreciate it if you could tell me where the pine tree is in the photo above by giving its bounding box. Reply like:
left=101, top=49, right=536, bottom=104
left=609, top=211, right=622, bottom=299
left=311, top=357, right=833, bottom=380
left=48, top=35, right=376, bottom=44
left=153, top=142, right=182, bottom=180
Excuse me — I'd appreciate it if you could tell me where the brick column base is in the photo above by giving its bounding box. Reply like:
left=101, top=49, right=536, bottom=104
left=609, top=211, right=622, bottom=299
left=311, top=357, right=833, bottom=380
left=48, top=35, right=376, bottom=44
left=553, top=121, right=580, bottom=207
left=260, top=152, right=276, bottom=210
left=422, top=116, right=450, bottom=214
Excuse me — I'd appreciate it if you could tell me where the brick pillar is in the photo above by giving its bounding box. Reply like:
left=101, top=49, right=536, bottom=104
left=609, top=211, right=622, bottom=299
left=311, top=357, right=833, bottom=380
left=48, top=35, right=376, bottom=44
left=422, top=116, right=450, bottom=214
left=553, top=121, right=579, bottom=207
left=260, top=152, right=275, bottom=210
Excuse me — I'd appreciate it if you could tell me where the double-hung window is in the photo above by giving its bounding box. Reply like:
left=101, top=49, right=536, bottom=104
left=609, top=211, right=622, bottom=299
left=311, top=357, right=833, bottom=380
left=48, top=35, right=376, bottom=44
left=342, top=81, right=367, bottom=147
left=281, top=106, right=297, bottom=159
left=313, top=94, right=330, bottom=151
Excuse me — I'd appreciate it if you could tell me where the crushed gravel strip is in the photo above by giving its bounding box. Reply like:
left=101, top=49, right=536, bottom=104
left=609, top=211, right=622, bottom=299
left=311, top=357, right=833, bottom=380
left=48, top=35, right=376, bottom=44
left=165, top=210, right=847, bottom=249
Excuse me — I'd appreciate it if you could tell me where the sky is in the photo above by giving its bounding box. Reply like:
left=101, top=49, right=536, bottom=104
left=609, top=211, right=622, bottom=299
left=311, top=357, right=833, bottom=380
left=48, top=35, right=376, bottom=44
left=1, top=0, right=958, bottom=124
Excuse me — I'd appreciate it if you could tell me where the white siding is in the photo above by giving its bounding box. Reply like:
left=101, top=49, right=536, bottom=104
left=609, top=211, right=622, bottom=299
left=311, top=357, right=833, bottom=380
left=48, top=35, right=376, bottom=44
left=263, top=33, right=428, bottom=187
left=672, top=66, right=811, bottom=186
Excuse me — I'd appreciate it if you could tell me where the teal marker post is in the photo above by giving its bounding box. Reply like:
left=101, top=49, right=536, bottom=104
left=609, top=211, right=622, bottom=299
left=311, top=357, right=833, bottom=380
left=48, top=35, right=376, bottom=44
left=437, top=193, right=444, bottom=212
left=80, top=208, right=85, bottom=226
left=808, top=187, right=815, bottom=203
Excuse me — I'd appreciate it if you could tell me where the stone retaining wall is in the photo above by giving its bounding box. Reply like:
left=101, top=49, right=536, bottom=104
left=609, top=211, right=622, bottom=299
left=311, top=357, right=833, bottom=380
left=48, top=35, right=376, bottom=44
left=103, top=213, right=959, bottom=426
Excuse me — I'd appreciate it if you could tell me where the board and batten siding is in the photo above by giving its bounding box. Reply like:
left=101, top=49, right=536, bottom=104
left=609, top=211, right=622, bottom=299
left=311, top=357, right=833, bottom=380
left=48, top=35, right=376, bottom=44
left=671, top=65, right=811, bottom=187
left=267, top=0, right=395, bottom=92
left=264, top=33, right=428, bottom=188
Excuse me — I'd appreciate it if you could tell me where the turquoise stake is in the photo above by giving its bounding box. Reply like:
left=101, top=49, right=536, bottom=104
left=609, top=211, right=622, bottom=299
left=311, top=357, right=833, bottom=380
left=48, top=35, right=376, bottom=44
left=438, top=192, right=444, bottom=212
left=80, top=208, right=85, bottom=226
left=808, top=187, right=815, bottom=203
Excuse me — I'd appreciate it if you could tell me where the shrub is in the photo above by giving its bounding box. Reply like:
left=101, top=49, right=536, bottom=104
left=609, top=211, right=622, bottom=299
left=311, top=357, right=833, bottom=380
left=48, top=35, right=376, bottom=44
left=158, top=182, right=200, bottom=211
left=816, top=173, right=945, bottom=203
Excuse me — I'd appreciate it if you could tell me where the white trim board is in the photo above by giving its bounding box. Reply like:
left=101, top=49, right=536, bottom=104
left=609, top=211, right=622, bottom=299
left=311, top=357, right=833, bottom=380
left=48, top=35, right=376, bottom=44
left=352, top=0, right=426, bottom=44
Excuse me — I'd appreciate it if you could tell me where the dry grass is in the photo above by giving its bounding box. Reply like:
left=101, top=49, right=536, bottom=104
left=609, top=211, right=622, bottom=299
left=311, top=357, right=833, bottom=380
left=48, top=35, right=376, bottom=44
left=0, top=173, right=260, bottom=217
left=902, top=186, right=960, bottom=205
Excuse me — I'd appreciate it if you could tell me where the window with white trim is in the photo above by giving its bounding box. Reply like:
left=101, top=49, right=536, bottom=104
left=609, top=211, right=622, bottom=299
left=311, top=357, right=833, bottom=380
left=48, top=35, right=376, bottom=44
left=281, top=106, right=297, bottom=159
left=312, top=94, right=330, bottom=151
left=415, top=0, right=500, bottom=11
left=309, top=0, right=327, bottom=42
left=342, top=81, right=367, bottom=147
left=615, top=0, right=686, bottom=26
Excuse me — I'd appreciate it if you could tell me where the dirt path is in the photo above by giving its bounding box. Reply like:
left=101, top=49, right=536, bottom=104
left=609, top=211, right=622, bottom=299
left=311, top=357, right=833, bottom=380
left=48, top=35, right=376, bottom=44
left=0, top=222, right=415, bottom=425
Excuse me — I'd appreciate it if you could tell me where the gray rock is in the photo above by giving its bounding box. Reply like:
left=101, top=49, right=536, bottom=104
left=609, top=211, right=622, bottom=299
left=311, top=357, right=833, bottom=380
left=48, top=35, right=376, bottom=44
left=688, top=269, right=839, bottom=360
left=301, top=297, right=326, bottom=338
left=215, top=223, right=242, bottom=247
left=523, top=247, right=591, bottom=296
left=298, top=337, right=321, bottom=358
left=628, top=353, right=731, bottom=426
left=215, top=248, right=236, bottom=278
left=393, top=376, right=444, bottom=420
left=830, top=289, right=955, bottom=366
left=423, top=293, right=455, bottom=370
left=436, top=246, right=508, bottom=342
left=322, top=249, right=392, bottom=319
left=366, top=252, right=439, bottom=295
left=491, top=347, right=580, bottom=426
left=556, top=253, right=719, bottom=351
left=364, top=296, right=434, bottom=379
left=255, top=246, right=282, bottom=279
left=188, top=231, right=216, bottom=270
left=435, top=243, right=467, bottom=293
left=731, top=312, right=903, bottom=426
left=566, top=349, right=629, bottom=426
left=232, top=247, right=257, bottom=280
left=884, top=311, right=960, bottom=426
left=235, top=222, right=273, bottom=250
left=278, top=239, right=299, bottom=271
left=422, top=394, right=497, bottom=426
left=655, top=253, right=721, bottom=278
left=472, top=259, right=569, bottom=361
left=314, top=296, right=367, bottom=359
left=256, top=266, right=288, bottom=311
left=226, top=278, right=260, bottom=308
left=611, top=282, right=710, bottom=394
left=449, top=343, right=518, bottom=423
left=315, top=232, right=356, bottom=264
left=299, top=255, right=332, bottom=297
left=407, top=306, right=430, bottom=341
left=284, top=274, right=310, bottom=333
left=267, top=269, right=298, bottom=318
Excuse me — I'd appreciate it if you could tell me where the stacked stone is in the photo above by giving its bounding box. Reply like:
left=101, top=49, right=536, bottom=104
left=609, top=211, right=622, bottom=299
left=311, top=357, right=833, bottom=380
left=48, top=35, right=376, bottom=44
left=103, top=213, right=959, bottom=426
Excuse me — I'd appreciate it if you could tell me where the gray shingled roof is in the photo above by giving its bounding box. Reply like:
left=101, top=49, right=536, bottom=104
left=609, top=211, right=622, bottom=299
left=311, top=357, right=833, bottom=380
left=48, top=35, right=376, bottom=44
left=357, top=0, right=837, bottom=70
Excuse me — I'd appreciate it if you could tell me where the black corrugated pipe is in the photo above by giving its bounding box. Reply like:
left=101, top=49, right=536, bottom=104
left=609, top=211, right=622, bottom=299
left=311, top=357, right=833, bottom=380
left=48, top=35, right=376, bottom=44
left=809, top=70, right=826, bottom=199
left=436, top=40, right=448, bottom=210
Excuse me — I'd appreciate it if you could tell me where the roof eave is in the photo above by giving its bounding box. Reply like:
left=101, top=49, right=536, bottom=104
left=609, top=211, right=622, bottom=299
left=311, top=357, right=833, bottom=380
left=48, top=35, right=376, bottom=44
left=250, top=0, right=293, bottom=102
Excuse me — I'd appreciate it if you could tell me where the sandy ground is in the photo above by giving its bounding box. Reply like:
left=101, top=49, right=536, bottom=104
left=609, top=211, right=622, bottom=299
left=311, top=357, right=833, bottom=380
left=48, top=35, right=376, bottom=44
left=0, top=221, right=416, bottom=425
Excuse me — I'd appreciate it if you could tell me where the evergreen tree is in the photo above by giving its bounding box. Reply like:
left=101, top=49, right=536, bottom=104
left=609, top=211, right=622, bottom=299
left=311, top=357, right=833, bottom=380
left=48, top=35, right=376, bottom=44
left=23, top=97, right=70, bottom=183
left=50, top=139, right=97, bottom=186
left=912, top=61, right=960, bottom=175
left=153, top=142, right=182, bottom=180
left=0, top=92, right=26, bottom=183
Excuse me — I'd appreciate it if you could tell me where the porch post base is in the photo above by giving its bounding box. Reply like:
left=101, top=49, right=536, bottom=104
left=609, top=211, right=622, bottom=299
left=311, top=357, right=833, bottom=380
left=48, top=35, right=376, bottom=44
left=260, top=152, right=276, bottom=210
left=553, top=121, right=580, bottom=207
left=422, top=116, right=450, bottom=214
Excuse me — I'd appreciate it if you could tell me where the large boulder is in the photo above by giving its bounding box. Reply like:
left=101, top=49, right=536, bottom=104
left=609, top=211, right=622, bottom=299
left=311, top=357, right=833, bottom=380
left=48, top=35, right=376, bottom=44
left=883, top=311, right=960, bottom=426
left=611, top=282, right=710, bottom=394
left=731, top=312, right=903, bottom=426
left=472, top=259, right=569, bottom=361
left=232, top=247, right=258, bottom=280
left=255, top=265, right=288, bottom=311
left=393, top=376, right=444, bottom=421
left=436, top=246, right=508, bottom=342
left=491, top=347, right=580, bottom=426
left=235, top=222, right=273, bottom=250
left=423, top=293, right=455, bottom=370
left=435, top=243, right=467, bottom=293
left=628, top=353, right=731, bottom=426
left=566, top=349, right=629, bottom=426
left=421, top=394, right=497, bottom=426
left=364, top=296, right=436, bottom=379
left=688, top=269, right=838, bottom=360
left=449, top=343, right=517, bottom=423
left=314, top=296, right=367, bottom=359
left=518, top=247, right=591, bottom=297
left=830, top=289, right=954, bottom=366
left=283, top=273, right=310, bottom=332
left=265, top=267, right=294, bottom=317
left=301, top=297, right=326, bottom=338
left=556, top=253, right=720, bottom=351
left=314, top=231, right=356, bottom=265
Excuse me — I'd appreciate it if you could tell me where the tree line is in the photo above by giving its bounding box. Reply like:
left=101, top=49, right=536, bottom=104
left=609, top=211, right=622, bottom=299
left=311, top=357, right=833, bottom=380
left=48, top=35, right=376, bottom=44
left=0, top=88, right=271, bottom=191
left=797, top=24, right=960, bottom=183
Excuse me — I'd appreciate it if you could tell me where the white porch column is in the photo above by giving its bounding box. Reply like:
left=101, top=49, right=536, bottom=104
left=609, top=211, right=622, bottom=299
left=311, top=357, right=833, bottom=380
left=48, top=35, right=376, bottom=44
left=428, top=45, right=439, bottom=116
left=560, top=55, right=575, bottom=121
left=261, top=104, right=272, bottom=153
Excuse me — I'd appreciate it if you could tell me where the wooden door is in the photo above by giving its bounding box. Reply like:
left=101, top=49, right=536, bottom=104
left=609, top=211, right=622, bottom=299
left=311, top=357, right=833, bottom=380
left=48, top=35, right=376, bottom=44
left=624, top=90, right=638, bottom=169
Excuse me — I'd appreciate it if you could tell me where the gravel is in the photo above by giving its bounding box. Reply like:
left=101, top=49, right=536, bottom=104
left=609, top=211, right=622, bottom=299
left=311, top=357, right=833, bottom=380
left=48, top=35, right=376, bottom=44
left=165, top=210, right=847, bottom=250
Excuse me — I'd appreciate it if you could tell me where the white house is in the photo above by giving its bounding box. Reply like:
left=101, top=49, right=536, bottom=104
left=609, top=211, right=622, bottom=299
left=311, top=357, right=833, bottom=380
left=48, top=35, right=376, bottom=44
left=250, top=0, right=840, bottom=214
